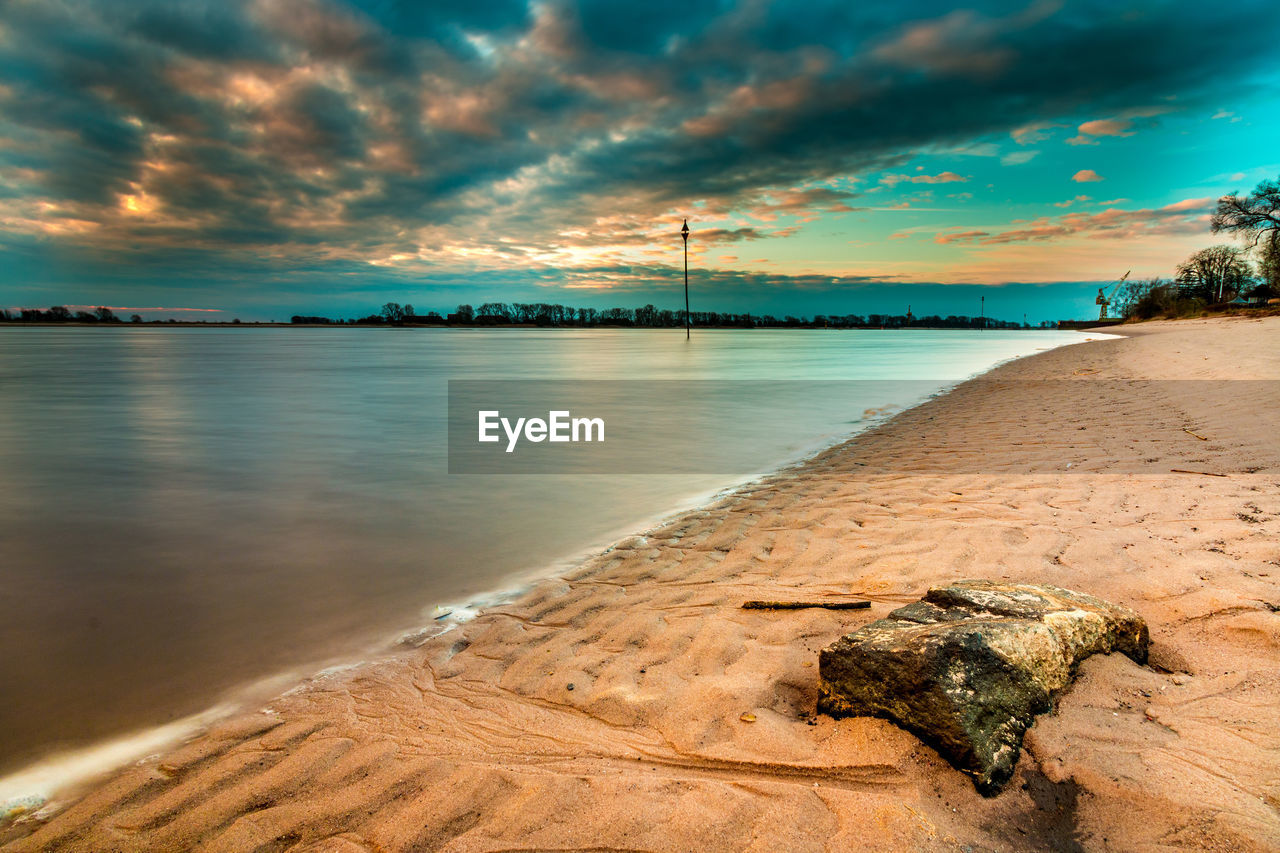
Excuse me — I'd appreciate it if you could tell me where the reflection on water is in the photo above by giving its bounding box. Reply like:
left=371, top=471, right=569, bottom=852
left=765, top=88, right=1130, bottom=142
left=0, top=326, right=1087, bottom=774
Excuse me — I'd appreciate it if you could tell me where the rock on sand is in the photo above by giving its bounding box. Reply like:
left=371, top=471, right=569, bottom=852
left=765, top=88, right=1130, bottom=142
left=818, top=580, right=1149, bottom=794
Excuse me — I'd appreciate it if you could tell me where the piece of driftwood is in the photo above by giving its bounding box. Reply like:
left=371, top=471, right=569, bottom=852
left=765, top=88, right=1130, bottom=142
left=1170, top=468, right=1228, bottom=477
left=742, top=600, right=871, bottom=611
left=1182, top=428, right=1209, bottom=441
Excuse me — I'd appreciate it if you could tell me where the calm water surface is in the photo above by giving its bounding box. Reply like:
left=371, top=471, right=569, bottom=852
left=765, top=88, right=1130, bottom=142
left=0, top=326, right=1089, bottom=777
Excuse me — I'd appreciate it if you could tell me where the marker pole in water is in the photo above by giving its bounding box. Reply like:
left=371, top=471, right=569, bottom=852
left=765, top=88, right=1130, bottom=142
left=681, top=219, right=690, bottom=340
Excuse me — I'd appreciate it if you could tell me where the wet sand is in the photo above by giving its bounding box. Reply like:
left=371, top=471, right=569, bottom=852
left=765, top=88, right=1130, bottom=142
left=4, top=316, right=1279, bottom=852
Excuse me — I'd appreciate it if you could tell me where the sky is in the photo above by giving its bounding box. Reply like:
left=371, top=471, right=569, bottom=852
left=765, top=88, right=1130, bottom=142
left=1, top=0, right=1278, bottom=323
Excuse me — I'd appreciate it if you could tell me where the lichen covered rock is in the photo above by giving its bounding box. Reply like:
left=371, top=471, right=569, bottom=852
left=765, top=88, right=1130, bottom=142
left=818, top=580, right=1148, bottom=794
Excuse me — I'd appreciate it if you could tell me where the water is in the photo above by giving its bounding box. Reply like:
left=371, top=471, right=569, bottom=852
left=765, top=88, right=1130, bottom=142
left=0, top=326, right=1090, bottom=782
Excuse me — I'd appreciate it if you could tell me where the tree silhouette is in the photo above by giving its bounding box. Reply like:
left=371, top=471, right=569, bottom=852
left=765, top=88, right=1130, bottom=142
left=1213, top=177, right=1280, bottom=289
left=1175, top=245, right=1251, bottom=302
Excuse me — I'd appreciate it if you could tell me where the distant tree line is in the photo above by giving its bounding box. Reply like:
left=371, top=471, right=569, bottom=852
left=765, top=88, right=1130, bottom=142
left=293, top=301, right=1031, bottom=329
left=0, top=306, right=131, bottom=323
left=0, top=308, right=246, bottom=324
left=1, top=303, right=1030, bottom=329
left=1118, top=175, right=1279, bottom=320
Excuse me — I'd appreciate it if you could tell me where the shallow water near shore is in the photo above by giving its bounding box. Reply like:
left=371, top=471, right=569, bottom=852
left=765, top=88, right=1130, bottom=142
left=0, top=326, right=1091, bottom=782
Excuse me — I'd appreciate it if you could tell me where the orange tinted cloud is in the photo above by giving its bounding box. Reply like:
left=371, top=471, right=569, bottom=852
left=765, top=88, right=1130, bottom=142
left=882, top=171, right=967, bottom=186
left=952, top=197, right=1213, bottom=245
left=935, top=229, right=991, bottom=244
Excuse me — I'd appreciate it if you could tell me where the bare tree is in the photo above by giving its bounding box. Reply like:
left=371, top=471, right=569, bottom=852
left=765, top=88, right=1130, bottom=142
left=1114, top=276, right=1165, bottom=318
left=1175, top=245, right=1251, bottom=302
left=1213, top=177, right=1280, bottom=289
left=381, top=302, right=405, bottom=324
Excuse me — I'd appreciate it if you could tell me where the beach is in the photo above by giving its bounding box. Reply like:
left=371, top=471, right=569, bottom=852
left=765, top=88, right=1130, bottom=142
left=3, top=315, right=1278, bottom=852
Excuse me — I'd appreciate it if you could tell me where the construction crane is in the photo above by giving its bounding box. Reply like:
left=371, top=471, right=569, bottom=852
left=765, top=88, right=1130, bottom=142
left=1096, top=270, right=1130, bottom=320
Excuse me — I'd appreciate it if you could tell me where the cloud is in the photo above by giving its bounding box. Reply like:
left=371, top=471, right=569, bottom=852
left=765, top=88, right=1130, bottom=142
left=866, top=3, right=1061, bottom=78
left=1064, top=108, right=1168, bottom=145
left=0, top=0, right=1277, bottom=302
left=690, top=227, right=772, bottom=245
left=1072, top=170, right=1104, bottom=183
left=949, top=142, right=1001, bottom=157
left=881, top=171, right=967, bottom=186
left=914, top=171, right=968, bottom=184
left=1010, top=122, right=1061, bottom=145
left=1066, top=118, right=1132, bottom=145
left=935, top=229, right=991, bottom=244
left=569, top=263, right=897, bottom=291
left=1001, top=150, right=1039, bottom=165
left=743, top=186, right=862, bottom=221
left=1077, top=118, right=1136, bottom=137
left=1053, top=195, right=1092, bottom=207
left=939, top=197, right=1214, bottom=245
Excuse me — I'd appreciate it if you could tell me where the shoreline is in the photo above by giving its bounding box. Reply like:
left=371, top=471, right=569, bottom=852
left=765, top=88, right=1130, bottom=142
left=0, top=322, right=1092, bottom=330
left=4, top=317, right=1278, bottom=851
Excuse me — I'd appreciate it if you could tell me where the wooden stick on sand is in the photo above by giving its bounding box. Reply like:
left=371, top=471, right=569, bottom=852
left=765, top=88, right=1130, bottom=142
left=742, top=600, right=871, bottom=611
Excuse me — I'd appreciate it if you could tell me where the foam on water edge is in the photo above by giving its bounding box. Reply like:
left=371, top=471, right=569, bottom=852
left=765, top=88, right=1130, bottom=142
left=0, top=706, right=232, bottom=820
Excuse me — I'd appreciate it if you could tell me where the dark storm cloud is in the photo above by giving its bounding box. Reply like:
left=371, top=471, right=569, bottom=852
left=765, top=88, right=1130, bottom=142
left=551, top=0, right=1275, bottom=207
left=1, top=0, right=1278, bottom=278
left=351, top=0, right=532, bottom=51
left=570, top=0, right=730, bottom=53
left=127, top=3, right=277, bottom=62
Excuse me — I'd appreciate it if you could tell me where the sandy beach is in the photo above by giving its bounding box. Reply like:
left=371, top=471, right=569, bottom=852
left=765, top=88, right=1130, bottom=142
left=3, top=316, right=1278, bottom=852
